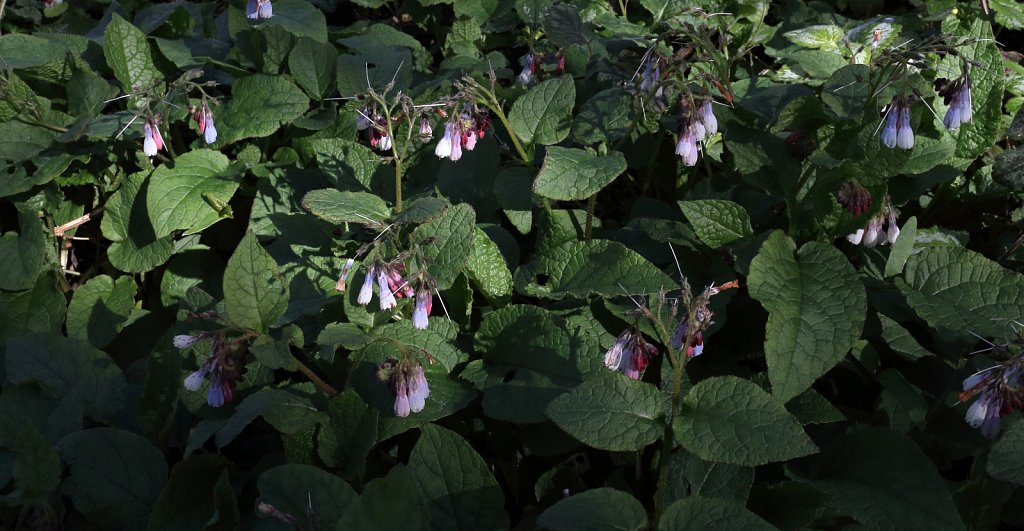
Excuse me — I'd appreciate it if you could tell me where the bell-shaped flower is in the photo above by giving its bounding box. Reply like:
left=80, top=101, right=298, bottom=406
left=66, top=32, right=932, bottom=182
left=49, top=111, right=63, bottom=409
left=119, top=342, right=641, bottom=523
left=412, top=288, right=432, bottom=330
left=143, top=119, right=164, bottom=157
left=698, top=100, right=718, bottom=137
left=896, top=106, right=914, bottom=149
left=357, top=265, right=376, bottom=305
left=377, top=269, right=397, bottom=310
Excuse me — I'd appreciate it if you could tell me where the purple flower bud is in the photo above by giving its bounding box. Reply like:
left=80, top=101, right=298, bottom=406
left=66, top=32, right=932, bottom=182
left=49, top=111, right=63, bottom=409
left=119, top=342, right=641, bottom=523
left=419, top=117, right=433, bottom=141
left=408, top=365, right=428, bottom=413
left=862, top=216, right=883, bottom=247
left=518, top=54, right=535, bottom=85
left=603, top=331, right=631, bottom=372
left=675, top=125, right=699, bottom=167
left=336, top=259, right=356, bottom=293
left=248, top=0, right=272, bottom=20
left=207, top=373, right=225, bottom=407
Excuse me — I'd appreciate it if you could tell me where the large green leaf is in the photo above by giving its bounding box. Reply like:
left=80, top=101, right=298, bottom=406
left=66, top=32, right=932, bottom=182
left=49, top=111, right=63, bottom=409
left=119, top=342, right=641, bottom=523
left=409, top=424, right=508, bottom=531
left=0, top=203, right=46, bottom=291
left=674, top=376, right=816, bottom=466
left=102, top=14, right=162, bottom=100
left=517, top=239, right=675, bottom=299
left=547, top=373, right=663, bottom=451
left=465, top=227, right=512, bottom=304
left=146, top=149, right=237, bottom=238
left=335, top=466, right=428, bottom=530
left=65, top=274, right=137, bottom=349
left=660, top=496, right=776, bottom=531
left=0, top=271, right=67, bottom=341
left=509, top=76, right=575, bottom=146
left=898, top=246, right=1024, bottom=339
left=223, top=231, right=289, bottom=331
left=536, top=488, right=647, bottom=531
left=411, top=203, right=477, bottom=290
left=573, top=88, right=634, bottom=145
left=288, top=37, right=338, bottom=99
left=257, top=464, right=357, bottom=529
left=302, top=188, right=391, bottom=224
left=317, top=389, right=378, bottom=479
left=261, top=0, right=328, bottom=42
left=99, top=172, right=175, bottom=273
left=747, top=231, right=866, bottom=401
left=0, top=121, right=56, bottom=162
left=988, top=420, right=1024, bottom=486
left=808, top=427, right=965, bottom=531
left=680, top=200, right=754, bottom=248
left=9, top=419, right=60, bottom=503
left=216, top=74, right=309, bottom=144
left=533, top=147, right=627, bottom=201
left=214, top=387, right=325, bottom=447
left=56, top=428, right=168, bottom=530
left=149, top=454, right=237, bottom=531
left=296, top=138, right=383, bottom=190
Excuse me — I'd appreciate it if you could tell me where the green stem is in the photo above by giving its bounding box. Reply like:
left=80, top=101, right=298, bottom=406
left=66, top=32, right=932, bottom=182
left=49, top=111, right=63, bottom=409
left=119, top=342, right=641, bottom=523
left=652, top=309, right=694, bottom=524
left=293, top=355, right=338, bottom=397
left=488, top=99, right=532, bottom=167
left=584, top=195, right=597, bottom=240
left=382, top=105, right=403, bottom=212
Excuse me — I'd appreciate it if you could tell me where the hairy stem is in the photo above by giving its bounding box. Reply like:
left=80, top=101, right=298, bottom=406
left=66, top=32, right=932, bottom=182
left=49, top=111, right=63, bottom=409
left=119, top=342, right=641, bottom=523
left=293, top=356, right=338, bottom=397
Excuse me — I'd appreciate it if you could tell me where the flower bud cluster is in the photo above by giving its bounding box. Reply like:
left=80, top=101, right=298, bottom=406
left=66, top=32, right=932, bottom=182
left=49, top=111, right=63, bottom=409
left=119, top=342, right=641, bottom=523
left=675, top=99, right=718, bottom=167
left=435, top=105, right=491, bottom=161
left=880, top=95, right=914, bottom=150
left=377, top=356, right=430, bottom=417
left=837, top=181, right=872, bottom=217
left=352, top=258, right=435, bottom=330
left=178, top=334, right=246, bottom=408
left=961, top=355, right=1024, bottom=439
left=937, top=73, right=973, bottom=130
left=846, top=195, right=900, bottom=247
left=246, top=0, right=273, bottom=20
left=604, top=328, right=659, bottom=380
left=357, top=106, right=392, bottom=151
left=190, top=101, right=217, bottom=144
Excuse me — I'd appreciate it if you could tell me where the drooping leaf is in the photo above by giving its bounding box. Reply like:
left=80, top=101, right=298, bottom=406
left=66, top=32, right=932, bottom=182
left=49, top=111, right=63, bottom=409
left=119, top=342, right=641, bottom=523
left=99, top=172, right=175, bottom=273
left=257, top=463, right=357, bottom=529
left=223, top=231, right=289, bottom=332
left=102, top=14, right=162, bottom=101
left=215, top=388, right=326, bottom=447
left=0, top=202, right=47, bottom=291
left=547, top=372, right=664, bottom=451
left=748, top=231, right=866, bottom=401
left=411, top=203, right=477, bottom=290
left=465, top=227, right=513, bottom=304
left=146, top=149, right=237, bottom=238
left=988, top=420, right=1024, bottom=486
left=65, top=274, right=137, bottom=349
left=148, top=454, right=236, bottom=531
left=288, top=37, right=338, bottom=99
left=335, top=466, right=429, bottom=530
left=216, top=74, right=309, bottom=144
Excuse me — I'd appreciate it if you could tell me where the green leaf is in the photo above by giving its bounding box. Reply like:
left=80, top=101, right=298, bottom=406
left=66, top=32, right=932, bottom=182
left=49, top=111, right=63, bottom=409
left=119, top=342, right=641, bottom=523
left=940, top=18, right=1003, bottom=159
left=0, top=203, right=46, bottom=291
left=541, top=4, right=589, bottom=48
left=747, top=231, right=866, bottom=401
left=5, top=334, right=127, bottom=424
left=517, top=239, right=675, bottom=299
left=660, top=496, right=777, bottom=531
left=336, top=46, right=412, bottom=97
left=302, top=188, right=391, bottom=224
left=898, top=246, right=1024, bottom=339
left=878, top=315, right=931, bottom=360
left=993, top=149, right=1024, bottom=189
left=214, top=387, right=326, bottom=447
left=0, top=271, right=67, bottom=341
left=680, top=200, right=754, bottom=248
left=149, top=454, right=236, bottom=531
left=466, top=227, right=513, bottom=304
left=412, top=203, right=477, bottom=290
left=65, top=274, right=137, bottom=349
left=261, top=0, right=328, bottom=42
left=102, top=14, right=162, bottom=99
left=216, top=74, right=309, bottom=144
left=533, top=147, right=627, bottom=201
left=675, top=376, right=817, bottom=466
left=808, top=427, right=966, bottom=531
left=784, top=24, right=843, bottom=50
left=99, top=172, right=175, bottom=273
left=336, top=466, right=429, bottom=530
left=573, top=88, right=634, bottom=145
left=884, top=216, right=917, bottom=277
left=0, top=121, right=56, bottom=162
left=296, top=138, right=384, bottom=190
left=56, top=428, right=168, bottom=530
left=668, top=450, right=754, bottom=504
left=223, top=231, right=289, bottom=332
left=258, top=464, right=357, bottom=529
left=509, top=76, right=575, bottom=146
left=146, top=149, right=237, bottom=238
left=445, top=17, right=484, bottom=58
left=0, top=34, right=67, bottom=69
left=988, top=420, right=1024, bottom=485
left=547, top=373, right=663, bottom=451
left=537, top=488, right=647, bottom=531
left=317, top=389, right=378, bottom=479
left=10, top=420, right=60, bottom=502
left=288, top=37, right=338, bottom=99
left=409, top=424, right=509, bottom=531
left=786, top=388, right=845, bottom=425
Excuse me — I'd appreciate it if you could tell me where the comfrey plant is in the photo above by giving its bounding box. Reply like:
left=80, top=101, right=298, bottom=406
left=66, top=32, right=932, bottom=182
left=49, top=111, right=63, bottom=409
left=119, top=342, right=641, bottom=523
left=377, top=356, right=430, bottom=417
left=176, top=328, right=253, bottom=408
left=960, top=326, right=1024, bottom=438
left=846, top=195, right=901, bottom=247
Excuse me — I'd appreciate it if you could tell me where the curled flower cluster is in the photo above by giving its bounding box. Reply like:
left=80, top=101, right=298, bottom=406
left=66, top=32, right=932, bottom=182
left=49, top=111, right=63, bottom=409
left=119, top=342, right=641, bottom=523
left=671, top=310, right=708, bottom=359
left=435, top=106, right=491, bottom=161
left=246, top=0, right=273, bottom=20
left=604, top=328, right=659, bottom=380
left=937, top=73, right=973, bottom=130
left=356, top=106, right=392, bottom=151
left=377, top=357, right=430, bottom=417
left=143, top=117, right=165, bottom=157
left=178, top=335, right=245, bottom=407
left=837, top=181, right=872, bottom=217
left=880, top=95, right=914, bottom=150
left=961, top=359, right=1024, bottom=439
left=190, top=102, right=217, bottom=144
left=675, top=99, right=718, bottom=167
left=846, top=195, right=900, bottom=247
left=353, top=259, right=435, bottom=329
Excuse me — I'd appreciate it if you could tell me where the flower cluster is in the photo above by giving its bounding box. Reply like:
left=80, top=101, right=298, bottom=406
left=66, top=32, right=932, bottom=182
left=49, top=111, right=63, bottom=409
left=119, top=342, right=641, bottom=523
left=353, top=259, right=435, bottom=330
left=937, top=73, right=973, bottom=130
left=961, top=358, right=1024, bottom=439
left=604, top=328, right=659, bottom=380
left=518, top=53, right=539, bottom=85
left=178, top=334, right=246, bottom=407
left=246, top=0, right=273, bottom=20
left=357, top=107, right=392, bottom=151
left=190, top=101, right=217, bottom=144
left=880, top=95, right=914, bottom=149
left=377, top=356, right=430, bottom=417
left=837, top=181, right=872, bottom=217
left=846, top=195, right=900, bottom=247
left=143, top=117, right=165, bottom=157
left=435, top=106, right=491, bottom=161
left=675, top=99, right=718, bottom=167
left=671, top=309, right=708, bottom=359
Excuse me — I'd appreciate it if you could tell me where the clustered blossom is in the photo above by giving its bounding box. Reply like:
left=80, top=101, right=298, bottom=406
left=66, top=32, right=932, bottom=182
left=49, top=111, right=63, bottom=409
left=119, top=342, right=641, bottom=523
left=518, top=53, right=539, bottom=85
left=937, top=73, right=973, bottom=130
left=837, top=180, right=872, bottom=217
left=246, top=0, right=273, bottom=20
left=178, top=335, right=245, bottom=407
left=880, top=96, right=914, bottom=150
left=961, top=358, right=1024, bottom=439
left=675, top=99, right=718, bottom=167
left=604, top=328, right=659, bottom=380
left=377, top=357, right=430, bottom=417
left=354, top=259, right=435, bottom=329
left=412, top=287, right=432, bottom=330
left=671, top=310, right=707, bottom=359
left=434, top=105, right=491, bottom=161
left=143, top=117, right=165, bottom=157
left=846, top=195, right=900, bottom=247
left=191, top=102, right=217, bottom=144
left=356, top=106, right=392, bottom=151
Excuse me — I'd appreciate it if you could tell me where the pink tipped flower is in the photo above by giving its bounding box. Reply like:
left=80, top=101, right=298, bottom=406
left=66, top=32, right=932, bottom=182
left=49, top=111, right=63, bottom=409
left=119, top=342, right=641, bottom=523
left=335, top=259, right=356, bottom=293
left=203, top=108, right=217, bottom=144
left=412, top=288, right=432, bottom=330
left=675, top=124, right=699, bottom=167
left=419, top=117, right=433, bottom=142
left=384, top=358, right=429, bottom=417
left=377, top=270, right=397, bottom=310
left=604, top=329, right=658, bottom=380
left=247, top=0, right=272, bottom=20
left=393, top=377, right=411, bottom=417
left=698, top=100, right=718, bottom=137
left=462, top=130, right=477, bottom=151
left=357, top=265, right=376, bottom=305
left=143, top=119, right=164, bottom=157
left=434, top=123, right=456, bottom=159
left=518, top=53, right=537, bottom=85
left=846, top=195, right=900, bottom=247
